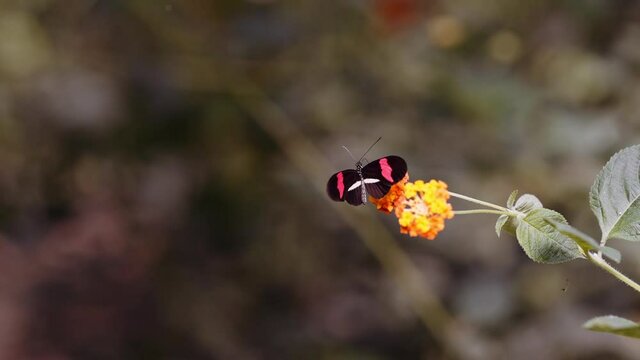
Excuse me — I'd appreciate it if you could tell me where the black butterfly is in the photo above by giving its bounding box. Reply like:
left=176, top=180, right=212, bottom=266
left=327, top=154, right=407, bottom=206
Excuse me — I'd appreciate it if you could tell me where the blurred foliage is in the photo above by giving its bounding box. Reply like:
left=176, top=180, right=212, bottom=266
left=584, top=315, right=640, bottom=339
left=1, top=0, right=640, bottom=358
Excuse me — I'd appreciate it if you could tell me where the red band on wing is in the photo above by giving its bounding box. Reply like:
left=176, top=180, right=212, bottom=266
left=379, top=158, right=394, bottom=182
left=337, top=172, right=345, bottom=198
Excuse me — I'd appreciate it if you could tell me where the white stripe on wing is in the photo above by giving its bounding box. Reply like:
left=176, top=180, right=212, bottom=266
left=348, top=178, right=380, bottom=192
left=348, top=181, right=362, bottom=192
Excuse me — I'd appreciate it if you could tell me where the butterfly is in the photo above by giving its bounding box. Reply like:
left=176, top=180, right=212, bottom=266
left=326, top=138, right=407, bottom=206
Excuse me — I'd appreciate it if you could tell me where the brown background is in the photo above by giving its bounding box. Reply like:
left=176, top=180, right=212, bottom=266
left=1, top=0, right=640, bottom=359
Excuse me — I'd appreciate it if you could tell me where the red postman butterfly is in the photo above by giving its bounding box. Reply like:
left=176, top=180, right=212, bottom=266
left=327, top=138, right=407, bottom=206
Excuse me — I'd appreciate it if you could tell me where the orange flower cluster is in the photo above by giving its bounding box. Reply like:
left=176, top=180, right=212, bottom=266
left=370, top=175, right=454, bottom=240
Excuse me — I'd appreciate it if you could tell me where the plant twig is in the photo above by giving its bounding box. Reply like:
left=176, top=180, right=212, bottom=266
left=587, top=252, right=640, bottom=294
left=454, top=209, right=510, bottom=216
left=449, top=191, right=510, bottom=212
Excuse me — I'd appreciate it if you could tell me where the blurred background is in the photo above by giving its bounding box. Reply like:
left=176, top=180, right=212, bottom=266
left=2, top=0, right=640, bottom=359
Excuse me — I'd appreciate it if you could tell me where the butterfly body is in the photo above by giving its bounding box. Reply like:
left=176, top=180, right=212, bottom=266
left=327, top=155, right=407, bottom=206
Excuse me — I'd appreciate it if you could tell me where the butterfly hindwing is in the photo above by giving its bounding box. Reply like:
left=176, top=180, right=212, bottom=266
left=344, top=182, right=365, bottom=206
left=364, top=180, right=391, bottom=199
left=361, top=156, right=407, bottom=199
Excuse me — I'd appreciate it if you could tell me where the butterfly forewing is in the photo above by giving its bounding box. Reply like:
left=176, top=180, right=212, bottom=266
left=361, top=155, right=407, bottom=199
left=327, top=170, right=363, bottom=204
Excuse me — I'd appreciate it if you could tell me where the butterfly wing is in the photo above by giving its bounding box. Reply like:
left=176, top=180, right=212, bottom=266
left=361, top=156, right=407, bottom=199
left=327, top=170, right=364, bottom=205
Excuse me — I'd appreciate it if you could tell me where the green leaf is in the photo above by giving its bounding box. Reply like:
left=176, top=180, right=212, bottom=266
left=584, top=315, right=640, bottom=338
left=515, top=208, right=582, bottom=264
left=507, top=190, right=518, bottom=208
left=495, top=214, right=509, bottom=237
left=601, top=246, right=622, bottom=264
left=590, top=145, right=640, bottom=242
left=513, top=194, right=543, bottom=213
left=495, top=193, right=541, bottom=238
left=546, top=220, right=621, bottom=263
left=496, top=214, right=517, bottom=237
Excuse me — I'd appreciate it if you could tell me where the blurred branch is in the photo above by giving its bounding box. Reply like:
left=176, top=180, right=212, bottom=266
left=95, top=2, right=457, bottom=351
left=226, top=75, right=454, bottom=346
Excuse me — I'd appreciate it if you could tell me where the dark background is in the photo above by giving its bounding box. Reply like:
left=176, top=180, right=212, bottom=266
left=1, top=0, right=640, bottom=359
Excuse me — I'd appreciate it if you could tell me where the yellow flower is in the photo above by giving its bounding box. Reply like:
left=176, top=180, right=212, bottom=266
left=372, top=178, right=454, bottom=240
left=369, top=174, right=409, bottom=213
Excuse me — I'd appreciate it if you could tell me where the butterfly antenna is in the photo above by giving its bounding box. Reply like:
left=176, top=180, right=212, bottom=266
left=342, top=146, right=357, bottom=162
left=358, top=137, right=382, bottom=163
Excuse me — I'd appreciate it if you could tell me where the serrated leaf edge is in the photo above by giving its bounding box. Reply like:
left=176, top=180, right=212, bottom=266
left=507, top=190, right=518, bottom=209
left=495, top=214, right=508, bottom=238
left=521, top=210, right=577, bottom=255
left=589, top=144, right=640, bottom=242
left=545, top=219, right=621, bottom=263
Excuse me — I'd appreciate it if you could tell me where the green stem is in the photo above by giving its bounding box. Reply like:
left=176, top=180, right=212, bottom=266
left=587, top=252, right=640, bottom=294
left=449, top=191, right=510, bottom=212
left=454, top=209, right=510, bottom=216
left=599, top=234, right=607, bottom=248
